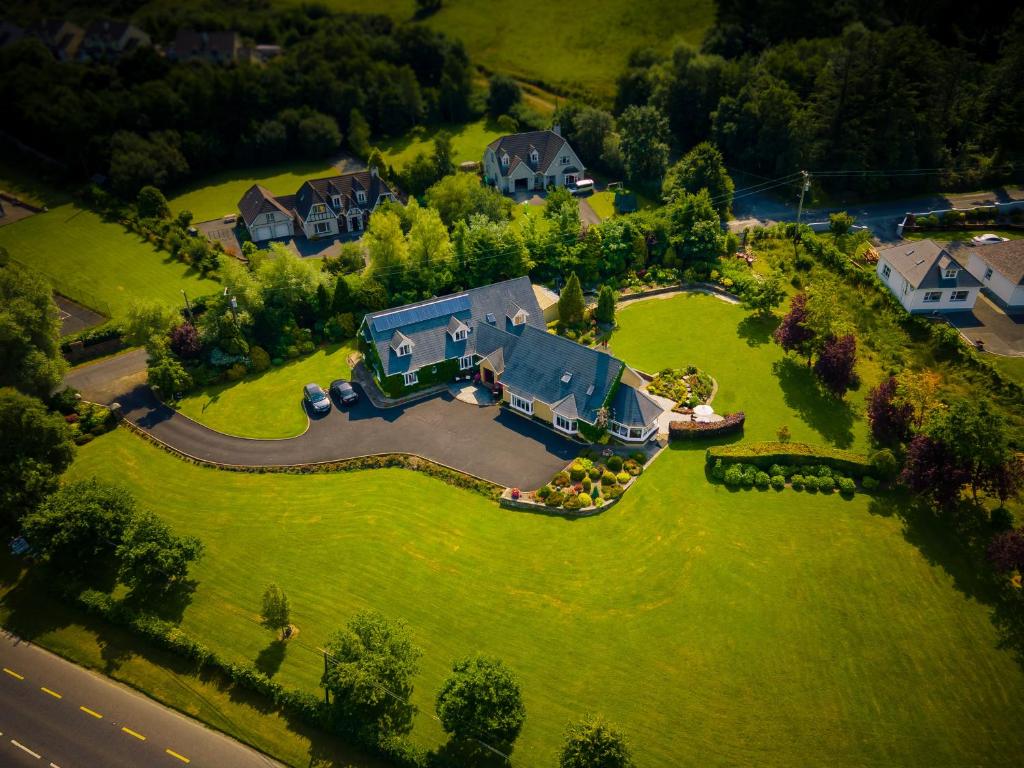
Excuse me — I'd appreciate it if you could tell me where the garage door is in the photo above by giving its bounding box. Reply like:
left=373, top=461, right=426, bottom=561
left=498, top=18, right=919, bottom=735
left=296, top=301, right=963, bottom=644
left=251, top=225, right=272, bottom=241
left=272, top=222, right=291, bottom=238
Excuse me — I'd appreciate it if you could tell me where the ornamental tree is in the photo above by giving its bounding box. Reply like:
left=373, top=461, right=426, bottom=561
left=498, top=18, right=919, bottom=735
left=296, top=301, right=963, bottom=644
left=900, top=435, right=970, bottom=509
left=813, top=334, right=857, bottom=397
left=169, top=322, right=201, bottom=359
left=866, top=376, right=913, bottom=445
left=772, top=293, right=815, bottom=363
left=595, top=285, right=616, bottom=325
left=925, top=399, right=1011, bottom=502
left=988, top=529, right=1024, bottom=573
left=321, top=610, right=422, bottom=736
left=116, top=510, right=204, bottom=594
left=559, top=714, right=634, bottom=768
left=261, top=583, right=291, bottom=633
left=559, top=272, right=586, bottom=327
left=435, top=655, right=526, bottom=747
left=742, top=273, right=787, bottom=316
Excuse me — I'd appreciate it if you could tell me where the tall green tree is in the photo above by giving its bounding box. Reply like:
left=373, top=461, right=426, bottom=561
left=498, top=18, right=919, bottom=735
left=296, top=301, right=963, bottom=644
left=261, top=583, right=291, bottom=633
left=366, top=210, right=410, bottom=298
left=136, top=185, right=171, bottom=219
left=347, top=108, right=372, bottom=157
left=124, top=300, right=179, bottom=348
left=662, top=141, right=735, bottom=219
left=321, top=610, right=423, bottom=736
left=432, top=130, right=455, bottom=177
left=0, top=256, right=67, bottom=398
left=436, top=656, right=525, bottom=747
left=595, top=285, right=616, bottom=325
left=0, top=388, right=75, bottom=527
left=425, top=173, right=512, bottom=228
left=21, top=478, right=134, bottom=573
left=486, top=74, right=521, bottom=116
left=559, top=714, right=634, bottom=768
left=742, top=273, right=787, bottom=316
left=558, top=272, right=586, bottom=327
left=617, top=105, right=670, bottom=183
left=116, top=510, right=204, bottom=594
left=332, top=274, right=353, bottom=315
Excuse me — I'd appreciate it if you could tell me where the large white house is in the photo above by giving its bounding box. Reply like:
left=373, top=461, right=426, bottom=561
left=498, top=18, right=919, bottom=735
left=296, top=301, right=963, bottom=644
left=875, top=239, right=981, bottom=313
left=961, top=239, right=1024, bottom=310
left=483, top=128, right=585, bottom=194
left=238, top=168, right=399, bottom=244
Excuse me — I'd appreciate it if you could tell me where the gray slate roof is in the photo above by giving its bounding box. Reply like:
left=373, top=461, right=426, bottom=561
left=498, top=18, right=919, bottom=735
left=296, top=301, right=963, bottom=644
left=294, top=171, right=397, bottom=221
left=363, top=277, right=545, bottom=378
left=952, top=240, right=1024, bottom=285
left=610, top=383, right=663, bottom=428
left=878, top=239, right=980, bottom=290
left=499, top=325, right=622, bottom=425
left=486, top=130, right=577, bottom=179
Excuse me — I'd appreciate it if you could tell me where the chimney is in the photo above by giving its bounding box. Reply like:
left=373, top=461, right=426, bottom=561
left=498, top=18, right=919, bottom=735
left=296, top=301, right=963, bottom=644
left=370, top=165, right=378, bottom=178
left=552, top=124, right=561, bottom=137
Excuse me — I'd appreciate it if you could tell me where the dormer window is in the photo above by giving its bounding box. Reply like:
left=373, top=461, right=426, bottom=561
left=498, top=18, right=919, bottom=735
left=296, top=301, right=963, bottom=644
left=332, top=195, right=341, bottom=208
left=453, top=329, right=467, bottom=341
left=501, top=153, right=509, bottom=167
left=397, top=343, right=412, bottom=356
left=356, top=190, right=366, bottom=204
left=513, top=311, right=526, bottom=326
left=529, top=149, right=539, bottom=164
left=943, top=267, right=958, bottom=279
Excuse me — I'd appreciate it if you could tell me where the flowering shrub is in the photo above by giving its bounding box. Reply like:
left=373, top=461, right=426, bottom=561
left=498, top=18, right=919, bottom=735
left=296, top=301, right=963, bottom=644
left=510, top=488, right=521, bottom=500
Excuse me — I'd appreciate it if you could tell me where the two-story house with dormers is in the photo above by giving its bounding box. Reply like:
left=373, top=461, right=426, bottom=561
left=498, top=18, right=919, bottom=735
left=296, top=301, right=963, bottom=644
left=875, top=239, right=981, bottom=313
left=483, top=128, right=586, bottom=194
left=238, top=168, right=400, bottom=244
left=359, top=277, right=664, bottom=443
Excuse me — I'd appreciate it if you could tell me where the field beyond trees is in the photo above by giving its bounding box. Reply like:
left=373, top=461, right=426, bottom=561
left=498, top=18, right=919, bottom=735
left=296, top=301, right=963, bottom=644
left=62, top=428, right=1024, bottom=767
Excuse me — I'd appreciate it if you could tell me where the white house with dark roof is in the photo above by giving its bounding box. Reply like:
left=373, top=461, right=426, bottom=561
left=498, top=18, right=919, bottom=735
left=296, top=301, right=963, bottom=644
left=875, top=239, right=981, bottom=313
left=359, top=277, right=663, bottom=442
left=483, top=128, right=586, bottom=194
left=959, top=240, right=1024, bottom=310
left=238, top=168, right=399, bottom=243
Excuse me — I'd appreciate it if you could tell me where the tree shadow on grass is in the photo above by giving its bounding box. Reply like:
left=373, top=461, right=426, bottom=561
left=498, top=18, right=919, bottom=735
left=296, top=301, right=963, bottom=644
left=255, top=639, right=287, bottom=678
left=433, top=737, right=516, bottom=768
left=736, top=313, right=778, bottom=347
left=122, top=578, right=199, bottom=624
left=772, top=357, right=855, bottom=448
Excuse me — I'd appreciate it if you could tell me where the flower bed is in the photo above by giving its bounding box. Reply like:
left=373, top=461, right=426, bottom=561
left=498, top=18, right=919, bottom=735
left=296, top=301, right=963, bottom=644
left=668, top=412, right=745, bottom=441
left=648, top=366, right=714, bottom=409
left=501, top=450, right=649, bottom=514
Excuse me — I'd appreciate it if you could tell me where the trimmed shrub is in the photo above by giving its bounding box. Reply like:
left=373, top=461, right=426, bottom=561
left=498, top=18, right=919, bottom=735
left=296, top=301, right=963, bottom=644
left=862, top=476, right=879, bottom=491
left=623, top=459, right=643, bottom=476
left=769, top=464, right=786, bottom=478
left=603, top=485, right=625, bottom=500
left=250, top=346, right=271, bottom=372
left=225, top=362, right=248, bottom=381
left=569, top=462, right=586, bottom=481
left=711, top=459, right=725, bottom=481
left=545, top=490, right=565, bottom=507
left=669, top=412, right=745, bottom=441
left=754, top=471, right=770, bottom=488
left=770, top=475, right=785, bottom=490
left=601, top=470, right=617, bottom=485
left=740, top=471, right=755, bottom=488
left=816, top=465, right=833, bottom=479
left=818, top=476, right=835, bottom=493
left=536, top=485, right=551, bottom=499
left=630, top=451, right=646, bottom=464
left=581, top=476, right=592, bottom=492
left=552, top=471, right=571, bottom=487
left=706, top=442, right=870, bottom=477
left=803, top=476, right=819, bottom=491
left=607, top=455, right=623, bottom=472
left=588, top=467, right=602, bottom=481
left=615, top=471, right=630, bottom=484
left=870, top=448, right=899, bottom=480
left=723, top=466, right=743, bottom=486
left=791, top=474, right=805, bottom=490
left=837, top=477, right=856, bottom=495
left=578, top=493, right=593, bottom=507
left=562, top=494, right=584, bottom=510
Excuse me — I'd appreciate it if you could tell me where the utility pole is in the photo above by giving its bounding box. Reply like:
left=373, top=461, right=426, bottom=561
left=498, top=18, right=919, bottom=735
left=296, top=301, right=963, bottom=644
left=796, top=170, right=811, bottom=226
left=181, top=289, right=194, bottom=325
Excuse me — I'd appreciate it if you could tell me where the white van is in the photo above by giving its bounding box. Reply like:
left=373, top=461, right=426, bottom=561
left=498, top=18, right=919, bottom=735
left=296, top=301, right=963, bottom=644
left=570, top=178, right=594, bottom=195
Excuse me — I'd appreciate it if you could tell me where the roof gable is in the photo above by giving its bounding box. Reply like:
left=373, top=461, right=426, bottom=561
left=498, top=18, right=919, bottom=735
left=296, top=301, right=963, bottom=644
left=954, top=240, right=1024, bottom=285
left=486, top=130, right=579, bottom=178
left=878, top=239, right=980, bottom=290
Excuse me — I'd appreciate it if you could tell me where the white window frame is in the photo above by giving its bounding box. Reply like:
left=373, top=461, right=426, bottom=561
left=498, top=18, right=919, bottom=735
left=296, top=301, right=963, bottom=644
left=403, top=371, right=418, bottom=386
left=314, top=221, right=330, bottom=234
left=881, top=264, right=891, bottom=279
left=501, top=154, right=509, bottom=167
left=452, top=329, right=468, bottom=342
left=950, top=290, right=970, bottom=302
left=312, top=203, right=326, bottom=214
left=512, top=311, right=526, bottom=326
left=356, top=190, right=366, bottom=204
left=923, top=291, right=942, bottom=303
left=943, top=267, right=958, bottom=279
left=331, top=195, right=341, bottom=208
left=529, top=150, right=539, bottom=164
left=459, top=354, right=473, bottom=370
left=560, top=155, right=569, bottom=165
left=510, top=393, right=533, bottom=414
left=554, top=413, right=577, bottom=434
left=397, top=343, right=412, bottom=356
left=984, top=267, right=993, bottom=280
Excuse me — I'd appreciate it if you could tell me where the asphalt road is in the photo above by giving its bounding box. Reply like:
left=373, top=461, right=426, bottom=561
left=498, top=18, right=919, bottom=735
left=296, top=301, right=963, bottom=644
left=0, top=633, right=280, bottom=768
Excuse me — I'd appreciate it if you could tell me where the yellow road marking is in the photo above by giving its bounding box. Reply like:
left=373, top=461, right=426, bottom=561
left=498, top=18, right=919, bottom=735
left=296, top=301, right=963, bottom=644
left=122, top=727, right=146, bottom=741
left=79, top=705, right=103, bottom=719
left=3, top=667, right=24, bottom=680
left=41, top=687, right=62, bottom=699
left=165, top=748, right=190, bottom=763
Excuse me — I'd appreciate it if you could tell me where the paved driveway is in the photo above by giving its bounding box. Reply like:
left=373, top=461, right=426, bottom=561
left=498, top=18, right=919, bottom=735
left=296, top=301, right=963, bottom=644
left=947, top=294, right=1024, bottom=356
left=106, top=382, right=576, bottom=490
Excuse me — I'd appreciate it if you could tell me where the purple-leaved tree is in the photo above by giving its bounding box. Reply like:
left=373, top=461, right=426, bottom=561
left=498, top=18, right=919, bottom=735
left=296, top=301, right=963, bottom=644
left=169, top=322, right=201, bottom=359
left=866, top=376, right=913, bottom=444
left=813, top=334, right=857, bottom=397
left=772, top=293, right=815, bottom=364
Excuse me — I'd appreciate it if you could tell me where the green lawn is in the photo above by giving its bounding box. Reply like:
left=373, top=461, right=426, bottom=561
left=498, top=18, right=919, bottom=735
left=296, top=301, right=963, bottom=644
left=905, top=228, right=1024, bottom=242
left=377, top=118, right=505, bottom=171
left=174, top=343, right=356, bottom=438
left=612, top=293, right=881, bottom=451
left=0, top=204, right=220, bottom=318
left=167, top=159, right=340, bottom=223
left=62, top=428, right=1024, bottom=767
left=587, top=191, right=615, bottom=220
left=989, top=354, right=1024, bottom=388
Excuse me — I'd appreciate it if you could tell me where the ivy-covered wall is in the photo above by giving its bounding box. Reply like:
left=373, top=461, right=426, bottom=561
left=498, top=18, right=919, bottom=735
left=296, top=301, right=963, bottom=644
left=378, top=357, right=462, bottom=398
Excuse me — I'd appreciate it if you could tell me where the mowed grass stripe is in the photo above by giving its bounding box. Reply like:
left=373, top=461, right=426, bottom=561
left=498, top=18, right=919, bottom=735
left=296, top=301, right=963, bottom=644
left=0, top=204, right=220, bottom=319
left=67, top=429, right=1024, bottom=766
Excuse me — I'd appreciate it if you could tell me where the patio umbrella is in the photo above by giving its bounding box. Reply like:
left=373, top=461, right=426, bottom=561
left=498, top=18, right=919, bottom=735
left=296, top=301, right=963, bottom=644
left=694, top=404, right=714, bottom=418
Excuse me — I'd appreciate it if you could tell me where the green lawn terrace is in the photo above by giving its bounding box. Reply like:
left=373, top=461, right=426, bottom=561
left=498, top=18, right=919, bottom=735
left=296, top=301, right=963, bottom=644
left=0, top=203, right=220, bottom=319
left=63, top=428, right=1024, bottom=767
left=376, top=118, right=505, bottom=171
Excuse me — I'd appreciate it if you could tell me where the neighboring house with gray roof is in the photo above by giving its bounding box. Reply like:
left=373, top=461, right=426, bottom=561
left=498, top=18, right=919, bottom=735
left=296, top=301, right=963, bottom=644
left=78, top=19, right=150, bottom=61
left=238, top=168, right=399, bottom=243
left=876, top=239, right=980, bottom=313
left=483, top=127, right=586, bottom=194
left=958, top=240, right=1024, bottom=309
left=359, top=277, right=662, bottom=442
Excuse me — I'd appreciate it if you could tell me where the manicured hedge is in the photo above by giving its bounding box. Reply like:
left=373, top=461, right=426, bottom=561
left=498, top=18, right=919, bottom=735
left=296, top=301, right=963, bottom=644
left=706, top=441, right=871, bottom=476
left=668, top=411, right=745, bottom=441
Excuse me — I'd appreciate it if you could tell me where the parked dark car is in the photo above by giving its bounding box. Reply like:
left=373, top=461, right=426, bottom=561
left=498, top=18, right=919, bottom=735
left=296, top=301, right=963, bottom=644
left=330, top=379, right=359, bottom=406
left=303, top=383, right=331, bottom=413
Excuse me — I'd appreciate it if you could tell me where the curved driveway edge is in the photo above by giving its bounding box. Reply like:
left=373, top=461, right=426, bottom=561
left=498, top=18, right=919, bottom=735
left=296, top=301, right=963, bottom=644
left=110, top=383, right=576, bottom=490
